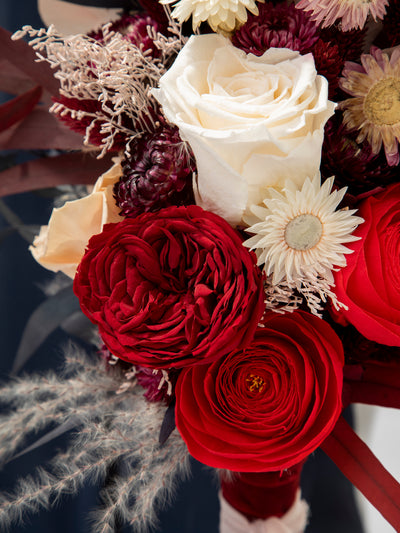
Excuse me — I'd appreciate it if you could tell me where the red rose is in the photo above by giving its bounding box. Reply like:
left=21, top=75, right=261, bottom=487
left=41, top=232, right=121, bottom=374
left=175, top=310, right=344, bottom=472
left=333, top=184, right=400, bottom=346
left=73, top=205, right=265, bottom=369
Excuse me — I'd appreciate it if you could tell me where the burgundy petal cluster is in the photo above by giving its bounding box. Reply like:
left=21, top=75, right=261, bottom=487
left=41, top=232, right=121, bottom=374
left=74, top=205, right=265, bottom=369
left=90, top=13, right=161, bottom=56
left=232, top=1, right=319, bottom=56
left=114, top=126, right=196, bottom=217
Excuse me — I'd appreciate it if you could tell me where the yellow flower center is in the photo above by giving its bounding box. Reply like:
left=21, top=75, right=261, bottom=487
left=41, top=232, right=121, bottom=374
left=246, top=373, right=265, bottom=393
left=284, top=214, right=323, bottom=251
left=364, top=77, right=400, bottom=126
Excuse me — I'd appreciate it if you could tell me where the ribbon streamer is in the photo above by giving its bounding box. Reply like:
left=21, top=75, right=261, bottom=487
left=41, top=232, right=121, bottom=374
left=321, top=414, right=400, bottom=531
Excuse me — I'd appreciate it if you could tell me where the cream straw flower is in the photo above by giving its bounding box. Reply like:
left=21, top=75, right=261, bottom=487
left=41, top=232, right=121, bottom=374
left=244, top=175, right=363, bottom=312
left=160, top=0, right=261, bottom=32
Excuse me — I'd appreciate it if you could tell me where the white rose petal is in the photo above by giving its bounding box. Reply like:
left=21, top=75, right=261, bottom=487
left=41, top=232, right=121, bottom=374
left=153, top=34, right=336, bottom=225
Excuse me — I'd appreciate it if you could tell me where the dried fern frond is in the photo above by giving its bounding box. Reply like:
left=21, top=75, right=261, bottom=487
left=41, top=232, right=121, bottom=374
left=0, top=345, right=190, bottom=532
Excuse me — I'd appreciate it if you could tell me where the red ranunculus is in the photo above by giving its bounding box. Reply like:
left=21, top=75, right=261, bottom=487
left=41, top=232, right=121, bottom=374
left=175, top=310, right=344, bottom=472
left=333, top=183, right=400, bottom=346
left=73, top=205, right=265, bottom=369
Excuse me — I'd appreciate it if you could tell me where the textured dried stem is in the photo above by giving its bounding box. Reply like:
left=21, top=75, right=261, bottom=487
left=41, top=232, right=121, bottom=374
left=0, top=345, right=189, bottom=532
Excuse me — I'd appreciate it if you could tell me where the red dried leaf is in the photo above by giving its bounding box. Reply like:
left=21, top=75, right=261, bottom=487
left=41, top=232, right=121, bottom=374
left=0, top=85, right=42, bottom=132
left=0, top=58, right=36, bottom=96
left=321, top=415, right=400, bottom=531
left=0, top=27, right=60, bottom=96
left=0, top=152, right=115, bottom=197
left=0, top=108, right=84, bottom=151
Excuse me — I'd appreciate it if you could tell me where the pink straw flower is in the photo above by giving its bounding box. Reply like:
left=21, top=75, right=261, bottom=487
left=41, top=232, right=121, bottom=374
left=296, top=0, right=388, bottom=31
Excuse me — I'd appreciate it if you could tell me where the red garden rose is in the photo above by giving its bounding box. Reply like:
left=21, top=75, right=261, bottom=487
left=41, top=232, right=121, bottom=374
left=333, top=183, right=400, bottom=346
left=73, top=205, right=265, bottom=369
left=175, top=310, right=344, bottom=472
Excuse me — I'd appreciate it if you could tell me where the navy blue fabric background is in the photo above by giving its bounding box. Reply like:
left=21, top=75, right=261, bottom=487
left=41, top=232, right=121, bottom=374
left=0, top=3, right=364, bottom=532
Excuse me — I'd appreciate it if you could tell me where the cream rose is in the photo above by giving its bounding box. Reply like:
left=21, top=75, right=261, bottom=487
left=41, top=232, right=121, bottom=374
left=30, top=161, right=124, bottom=278
left=153, top=34, right=335, bottom=225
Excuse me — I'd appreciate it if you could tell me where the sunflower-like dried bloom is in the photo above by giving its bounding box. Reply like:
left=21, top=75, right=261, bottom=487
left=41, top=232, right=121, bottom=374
left=232, top=1, right=319, bottom=56
left=161, top=0, right=261, bottom=32
left=339, top=46, right=400, bottom=166
left=295, top=0, right=388, bottom=31
left=114, top=126, right=196, bottom=217
left=321, top=114, right=398, bottom=195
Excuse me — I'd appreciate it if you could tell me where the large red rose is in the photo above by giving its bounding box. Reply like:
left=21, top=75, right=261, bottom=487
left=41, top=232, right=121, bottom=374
left=73, top=205, right=265, bottom=368
left=333, top=183, right=400, bottom=346
left=175, top=310, right=344, bottom=472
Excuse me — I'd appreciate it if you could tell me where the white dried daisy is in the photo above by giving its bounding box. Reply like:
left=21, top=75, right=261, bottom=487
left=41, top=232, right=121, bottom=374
left=244, top=175, right=363, bottom=312
left=160, top=0, right=261, bottom=32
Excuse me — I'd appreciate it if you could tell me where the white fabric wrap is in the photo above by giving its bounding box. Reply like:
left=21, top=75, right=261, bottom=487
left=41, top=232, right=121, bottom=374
left=219, top=489, right=309, bottom=533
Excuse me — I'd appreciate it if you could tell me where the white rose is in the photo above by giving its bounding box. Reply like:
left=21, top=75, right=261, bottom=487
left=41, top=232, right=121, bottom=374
left=153, top=34, right=335, bottom=225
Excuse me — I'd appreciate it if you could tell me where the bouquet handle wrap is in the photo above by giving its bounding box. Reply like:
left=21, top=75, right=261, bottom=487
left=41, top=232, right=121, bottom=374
left=219, top=463, right=308, bottom=532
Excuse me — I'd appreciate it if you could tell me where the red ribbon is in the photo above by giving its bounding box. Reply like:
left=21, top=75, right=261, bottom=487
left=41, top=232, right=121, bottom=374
left=220, top=463, right=303, bottom=521
left=321, top=415, right=400, bottom=531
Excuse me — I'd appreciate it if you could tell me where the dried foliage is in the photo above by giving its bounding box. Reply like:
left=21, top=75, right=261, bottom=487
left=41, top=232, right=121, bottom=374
left=0, top=346, right=190, bottom=532
left=13, top=19, right=185, bottom=158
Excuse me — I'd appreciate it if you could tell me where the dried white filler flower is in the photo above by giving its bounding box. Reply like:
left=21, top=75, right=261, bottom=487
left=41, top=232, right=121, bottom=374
left=244, top=175, right=364, bottom=314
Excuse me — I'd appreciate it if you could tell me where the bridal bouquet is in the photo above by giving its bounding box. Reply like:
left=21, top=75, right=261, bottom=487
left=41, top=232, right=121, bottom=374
left=1, top=0, right=400, bottom=531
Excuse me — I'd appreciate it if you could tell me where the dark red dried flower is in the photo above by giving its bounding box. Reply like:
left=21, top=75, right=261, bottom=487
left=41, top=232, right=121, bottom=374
left=311, top=38, right=342, bottom=98
left=321, top=113, right=398, bottom=195
left=319, top=26, right=366, bottom=62
left=232, top=1, right=319, bottom=56
left=335, top=324, right=400, bottom=365
left=381, top=0, right=400, bottom=47
left=52, top=95, right=130, bottom=151
left=114, top=126, right=196, bottom=217
left=136, top=366, right=179, bottom=403
left=90, top=13, right=161, bottom=56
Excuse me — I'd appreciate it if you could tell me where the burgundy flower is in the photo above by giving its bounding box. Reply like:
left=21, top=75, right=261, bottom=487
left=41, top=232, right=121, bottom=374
left=73, top=205, right=265, bottom=369
left=114, top=126, right=196, bottom=217
left=321, top=114, right=398, bottom=195
left=381, top=0, right=400, bottom=47
left=319, top=26, right=366, bottom=62
left=52, top=96, right=130, bottom=151
left=311, top=38, right=342, bottom=98
left=90, top=13, right=161, bottom=57
left=232, top=1, right=319, bottom=56
left=136, top=366, right=178, bottom=402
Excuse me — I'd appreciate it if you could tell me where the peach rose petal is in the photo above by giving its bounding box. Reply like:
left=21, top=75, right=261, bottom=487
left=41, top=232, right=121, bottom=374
left=30, top=162, right=124, bottom=278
